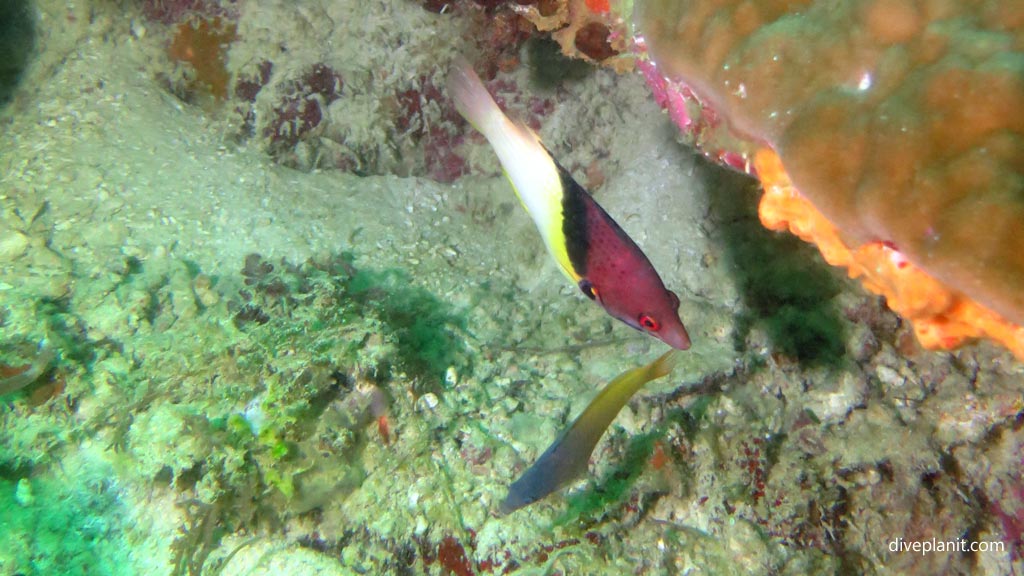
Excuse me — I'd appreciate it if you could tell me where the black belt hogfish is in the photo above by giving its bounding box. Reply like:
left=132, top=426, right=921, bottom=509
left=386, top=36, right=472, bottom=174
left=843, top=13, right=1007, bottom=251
left=447, top=58, right=691, bottom=350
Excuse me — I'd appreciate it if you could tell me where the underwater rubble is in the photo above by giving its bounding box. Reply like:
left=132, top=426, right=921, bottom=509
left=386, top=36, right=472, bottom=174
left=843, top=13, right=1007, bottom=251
left=0, top=0, right=1022, bottom=575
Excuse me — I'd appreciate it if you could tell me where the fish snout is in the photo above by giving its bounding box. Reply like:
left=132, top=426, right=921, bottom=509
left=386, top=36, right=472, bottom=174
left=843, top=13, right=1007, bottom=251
left=660, top=321, right=691, bottom=350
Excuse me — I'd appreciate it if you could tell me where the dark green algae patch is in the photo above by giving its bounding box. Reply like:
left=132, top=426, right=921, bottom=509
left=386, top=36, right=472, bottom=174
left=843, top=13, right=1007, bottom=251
left=0, top=0, right=35, bottom=106
left=702, top=159, right=846, bottom=367
left=233, top=251, right=470, bottom=388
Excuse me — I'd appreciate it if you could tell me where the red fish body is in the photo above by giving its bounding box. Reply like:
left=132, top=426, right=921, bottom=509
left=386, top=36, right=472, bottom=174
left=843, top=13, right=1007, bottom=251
left=558, top=164, right=690, bottom=350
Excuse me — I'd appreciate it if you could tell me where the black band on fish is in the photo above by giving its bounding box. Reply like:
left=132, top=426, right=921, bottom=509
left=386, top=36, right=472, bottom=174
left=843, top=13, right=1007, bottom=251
left=558, top=161, right=590, bottom=278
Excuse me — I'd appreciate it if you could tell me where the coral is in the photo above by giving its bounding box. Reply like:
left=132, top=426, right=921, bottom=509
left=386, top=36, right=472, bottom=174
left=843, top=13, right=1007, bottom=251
left=436, top=535, right=473, bottom=576
left=517, top=0, right=633, bottom=70
left=216, top=1, right=546, bottom=178
left=634, top=0, right=1024, bottom=357
left=0, top=241, right=468, bottom=572
left=395, top=77, right=445, bottom=136
left=229, top=252, right=468, bottom=389
left=992, top=484, right=1024, bottom=563
left=233, top=59, right=272, bottom=103
left=167, top=17, right=237, bottom=100
left=471, top=3, right=537, bottom=77
left=264, top=64, right=345, bottom=151
left=635, top=58, right=753, bottom=174
left=0, top=249, right=472, bottom=573
left=143, top=0, right=238, bottom=25
left=6, top=1, right=1023, bottom=574
left=572, top=21, right=616, bottom=62
left=393, top=76, right=469, bottom=183
left=417, top=1, right=536, bottom=77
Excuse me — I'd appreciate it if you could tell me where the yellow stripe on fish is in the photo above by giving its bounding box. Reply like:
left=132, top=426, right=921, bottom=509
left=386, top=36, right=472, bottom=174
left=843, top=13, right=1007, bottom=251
left=447, top=58, right=578, bottom=282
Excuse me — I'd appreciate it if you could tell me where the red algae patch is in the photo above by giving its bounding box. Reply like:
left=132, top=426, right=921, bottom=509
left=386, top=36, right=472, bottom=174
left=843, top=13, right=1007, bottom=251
left=574, top=21, right=618, bottom=61
left=638, top=0, right=1024, bottom=350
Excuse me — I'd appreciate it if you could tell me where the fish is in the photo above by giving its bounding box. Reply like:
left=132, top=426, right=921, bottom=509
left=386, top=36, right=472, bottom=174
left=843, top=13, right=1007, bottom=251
left=500, top=349, right=680, bottom=514
left=446, top=58, right=691, bottom=350
left=0, top=343, right=55, bottom=396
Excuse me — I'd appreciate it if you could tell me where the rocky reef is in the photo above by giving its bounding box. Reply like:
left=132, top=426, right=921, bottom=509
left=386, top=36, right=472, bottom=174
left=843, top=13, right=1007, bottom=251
left=0, top=0, right=1022, bottom=575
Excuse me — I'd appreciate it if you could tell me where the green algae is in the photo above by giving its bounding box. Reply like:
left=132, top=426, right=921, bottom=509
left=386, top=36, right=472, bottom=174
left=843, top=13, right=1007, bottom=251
left=703, top=164, right=846, bottom=366
left=527, top=38, right=593, bottom=90
left=556, top=428, right=662, bottom=525
left=234, top=252, right=468, bottom=386
left=1, top=1, right=1021, bottom=572
left=0, top=0, right=34, bottom=106
left=555, top=392, right=716, bottom=526
left=344, top=260, right=470, bottom=389
left=0, top=473, right=132, bottom=576
left=1, top=246, right=475, bottom=574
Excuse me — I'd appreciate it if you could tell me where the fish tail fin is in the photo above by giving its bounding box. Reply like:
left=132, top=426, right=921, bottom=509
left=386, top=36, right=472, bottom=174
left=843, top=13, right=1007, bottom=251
left=447, top=57, right=540, bottom=147
left=447, top=56, right=504, bottom=136
left=648, top=350, right=682, bottom=380
left=447, top=56, right=568, bottom=278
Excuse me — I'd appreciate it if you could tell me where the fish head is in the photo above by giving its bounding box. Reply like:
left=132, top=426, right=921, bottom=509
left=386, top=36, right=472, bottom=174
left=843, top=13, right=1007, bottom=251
left=589, top=277, right=691, bottom=350
left=633, top=289, right=691, bottom=350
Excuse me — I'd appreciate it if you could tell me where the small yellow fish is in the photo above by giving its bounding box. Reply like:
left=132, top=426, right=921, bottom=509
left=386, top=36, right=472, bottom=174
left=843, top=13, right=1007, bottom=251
left=500, top=350, right=680, bottom=514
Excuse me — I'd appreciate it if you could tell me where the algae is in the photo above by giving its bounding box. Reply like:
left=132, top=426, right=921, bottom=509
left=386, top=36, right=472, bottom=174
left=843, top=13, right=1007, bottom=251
left=0, top=0, right=34, bottom=106
left=0, top=469, right=132, bottom=576
left=702, top=160, right=846, bottom=366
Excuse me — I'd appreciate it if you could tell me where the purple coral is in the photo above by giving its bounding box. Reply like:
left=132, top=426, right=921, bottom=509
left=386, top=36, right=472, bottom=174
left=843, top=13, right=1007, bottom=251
left=395, top=76, right=470, bottom=183
left=234, top=60, right=273, bottom=103
left=266, top=64, right=345, bottom=150
left=990, top=470, right=1024, bottom=562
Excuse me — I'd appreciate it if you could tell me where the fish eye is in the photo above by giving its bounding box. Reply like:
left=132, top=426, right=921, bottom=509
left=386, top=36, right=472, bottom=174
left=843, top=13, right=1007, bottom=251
left=638, top=314, right=660, bottom=331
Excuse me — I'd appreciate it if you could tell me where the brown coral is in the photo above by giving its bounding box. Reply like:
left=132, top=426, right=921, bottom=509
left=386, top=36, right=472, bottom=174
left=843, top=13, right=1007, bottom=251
left=515, top=0, right=633, bottom=70
left=637, top=0, right=1024, bottom=354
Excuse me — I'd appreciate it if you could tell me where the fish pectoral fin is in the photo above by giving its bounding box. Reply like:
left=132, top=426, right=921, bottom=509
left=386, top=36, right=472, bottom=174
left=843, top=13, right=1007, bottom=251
left=578, top=279, right=598, bottom=301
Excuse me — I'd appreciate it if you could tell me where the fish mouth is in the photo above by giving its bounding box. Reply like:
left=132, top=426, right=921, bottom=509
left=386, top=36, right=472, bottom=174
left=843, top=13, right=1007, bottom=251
left=661, top=325, right=691, bottom=350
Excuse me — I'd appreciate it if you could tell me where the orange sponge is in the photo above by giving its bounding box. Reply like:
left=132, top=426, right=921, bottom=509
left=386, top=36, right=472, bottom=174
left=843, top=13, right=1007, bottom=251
left=755, top=149, right=1024, bottom=360
left=168, top=17, right=236, bottom=100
